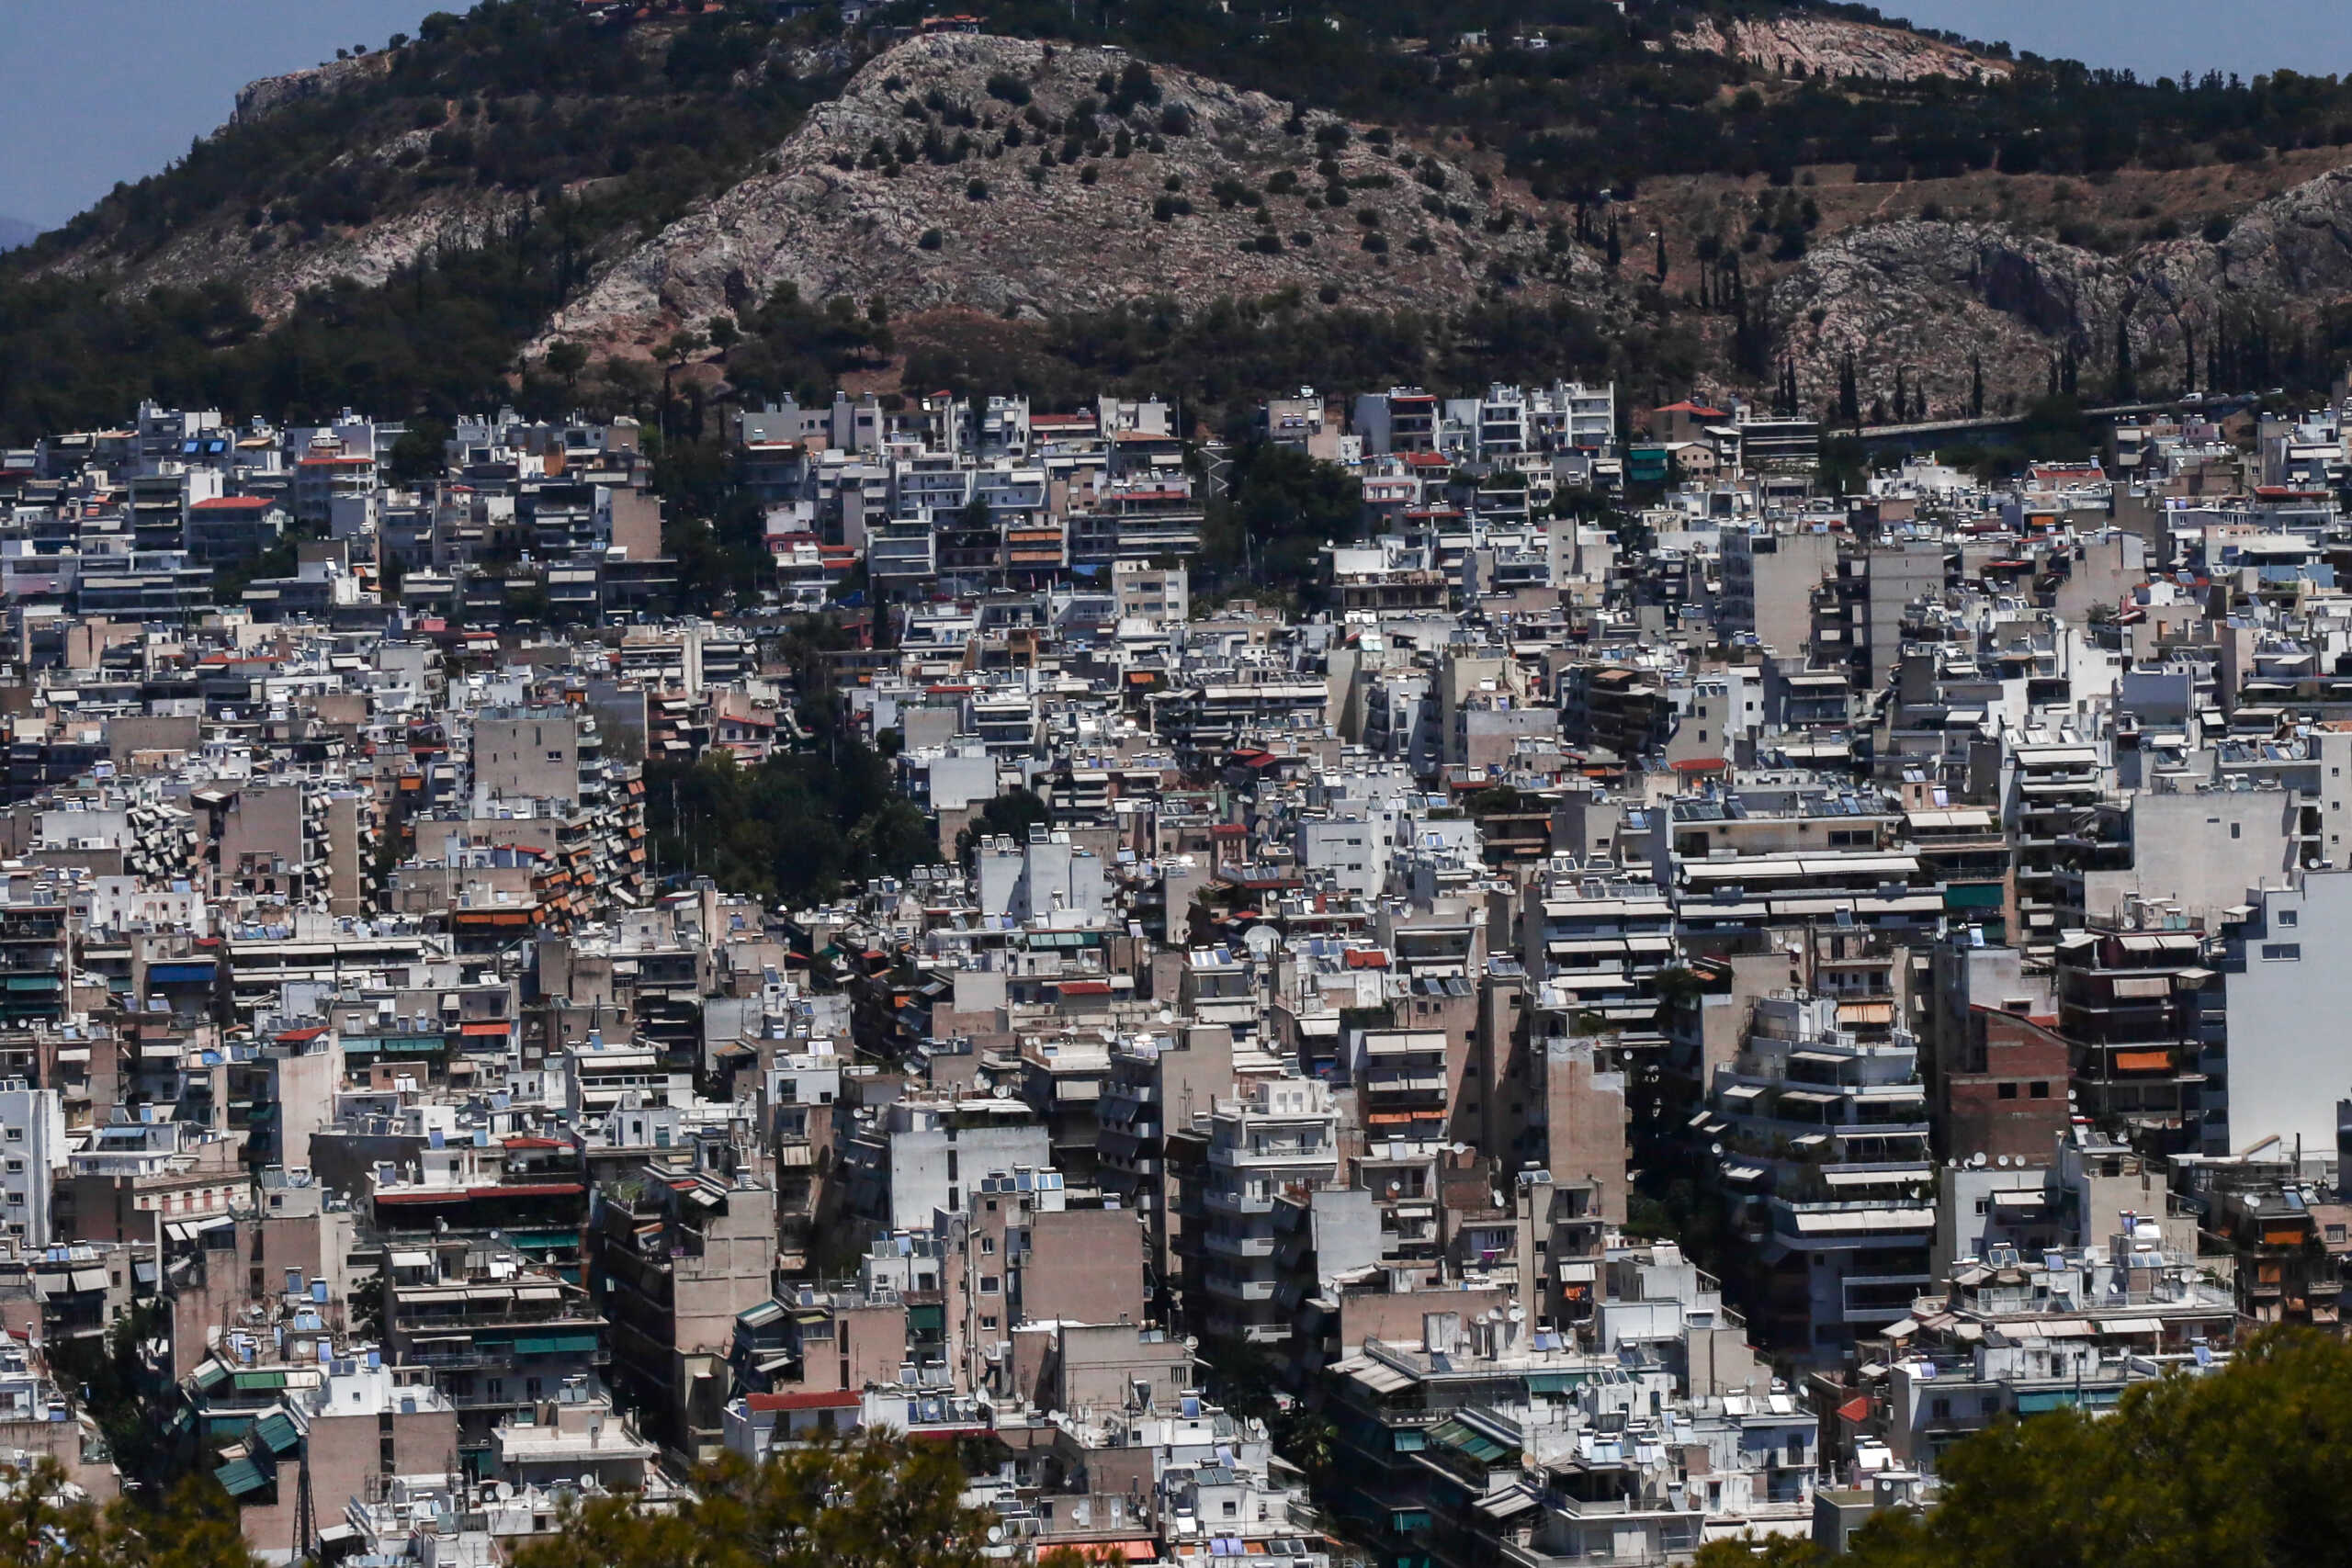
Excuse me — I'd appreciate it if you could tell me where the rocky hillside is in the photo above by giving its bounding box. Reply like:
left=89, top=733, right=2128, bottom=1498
left=39, top=180, right=533, bottom=324
left=1666, top=16, right=2009, bottom=84
left=232, top=51, right=396, bottom=124
left=1771, top=165, right=2352, bottom=417
left=545, top=34, right=1577, bottom=357
left=12, top=0, right=2352, bottom=439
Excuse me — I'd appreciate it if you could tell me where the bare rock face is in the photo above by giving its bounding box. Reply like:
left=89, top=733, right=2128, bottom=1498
left=545, top=33, right=1577, bottom=356
left=1770, top=164, right=2352, bottom=417
left=1668, top=17, right=2007, bottom=84
left=37, top=175, right=528, bottom=324
left=233, top=51, right=396, bottom=124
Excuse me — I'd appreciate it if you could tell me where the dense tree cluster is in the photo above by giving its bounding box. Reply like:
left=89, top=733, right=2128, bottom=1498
left=641, top=649, right=937, bottom=908
left=514, top=1436, right=992, bottom=1568
left=1695, top=1327, right=2352, bottom=1568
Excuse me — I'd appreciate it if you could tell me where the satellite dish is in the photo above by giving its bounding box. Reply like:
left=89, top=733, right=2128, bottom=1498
left=1970, top=1152, right=1987, bottom=1168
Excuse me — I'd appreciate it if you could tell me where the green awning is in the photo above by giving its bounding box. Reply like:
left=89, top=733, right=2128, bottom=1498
left=216, top=1458, right=269, bottom=1497
left=2014, top=1391, right=2077, bottom=1414
left=254, top=1413, right=300, bottom=1454
left=232, top=1371, right=288, bottom=1392
left=513, top=1334, right=599, bottom=1356
left=1523, top=1372, right=1583, bottom=1393
left=191, top=1361, right=229, bottom=1391
left=4, top=976, right=60, bottom=992
left=1427, top=1418, right=1513, bottom=1465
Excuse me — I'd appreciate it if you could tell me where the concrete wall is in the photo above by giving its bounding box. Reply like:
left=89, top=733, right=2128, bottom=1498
left=1023, top=1209, right=1145, bottom=1327
left=2222, top=871, right=2352, bottom=1159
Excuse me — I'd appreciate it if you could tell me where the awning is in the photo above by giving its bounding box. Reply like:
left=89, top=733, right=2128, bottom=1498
left=2111, top=1050, right=2174, bottom=1073
left=513, top=1333, right=600, bottom=1356
left=1476, top=1490, right=1540, bottom=1521
left=2031, top=1319, right=2094, bottom=1339
left=254, top=1412, right=301, bottom=1455
left=2096, top=1316, right=2165, bottom=1336
left=215, top=1458, right=269, bottom=1497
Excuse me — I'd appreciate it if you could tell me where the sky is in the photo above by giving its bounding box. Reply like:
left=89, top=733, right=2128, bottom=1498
left=5, top=2, right=2352, bottom=231
left=1885, top=0, right=2352, bottom=83
left=0, top=1, right=439, bottom=231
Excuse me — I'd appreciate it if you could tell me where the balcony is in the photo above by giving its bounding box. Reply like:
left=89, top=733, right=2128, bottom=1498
left=1203, top=1273, right=1278, bottom=1303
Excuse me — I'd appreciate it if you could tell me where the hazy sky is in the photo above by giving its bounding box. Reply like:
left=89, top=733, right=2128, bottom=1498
left=1883, top=0, right=2352, bottom=82
left=4, top=1, right=2352, bottom=231
left=0, top=1, right=438, bottom=230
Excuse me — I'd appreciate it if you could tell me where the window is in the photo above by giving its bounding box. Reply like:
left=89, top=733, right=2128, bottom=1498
left=1221, top=1501, right=1238, bottom=1519
left=2263, top=943, right=2302, bottom=962
left=1931, top=1397, right=1952, bottom=1419
left=1997, top=1082, right=2018, bottom=1100
left=2231, top=821, right=2242, bottom=840
left=2279, top=908, right=2299, bottom=928
left=980, top=1275, right=1001, bottom=1294
left=979, top=1235, right=996, bottom=1255
left=2030, top=1081, right=2051, bottom=1099
left=981, top=1314, right=999, bottom=1331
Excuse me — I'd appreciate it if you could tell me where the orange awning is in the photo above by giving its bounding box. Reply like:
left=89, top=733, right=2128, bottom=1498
left=2112, top=1050, right=2173, bottom=1073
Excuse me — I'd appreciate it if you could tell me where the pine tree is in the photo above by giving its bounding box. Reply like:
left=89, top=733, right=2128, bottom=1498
left=1655, top=230, right=1668, bottom=281
left=1894, top=366, right=1907, bottom=423
left=1605, top=211, right=1621, bottom=269
left=2113, top=310, right=2135, bottom=402
left=1838, top=352, right=1860, bottom=425
left=1970, top=351, right=1985, bottom=417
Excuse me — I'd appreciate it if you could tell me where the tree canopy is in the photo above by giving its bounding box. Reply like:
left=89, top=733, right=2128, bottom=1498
left=1697, top=1327, right=2352, bottom=1568
left=514, top=1435, right=992, bottom=1568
